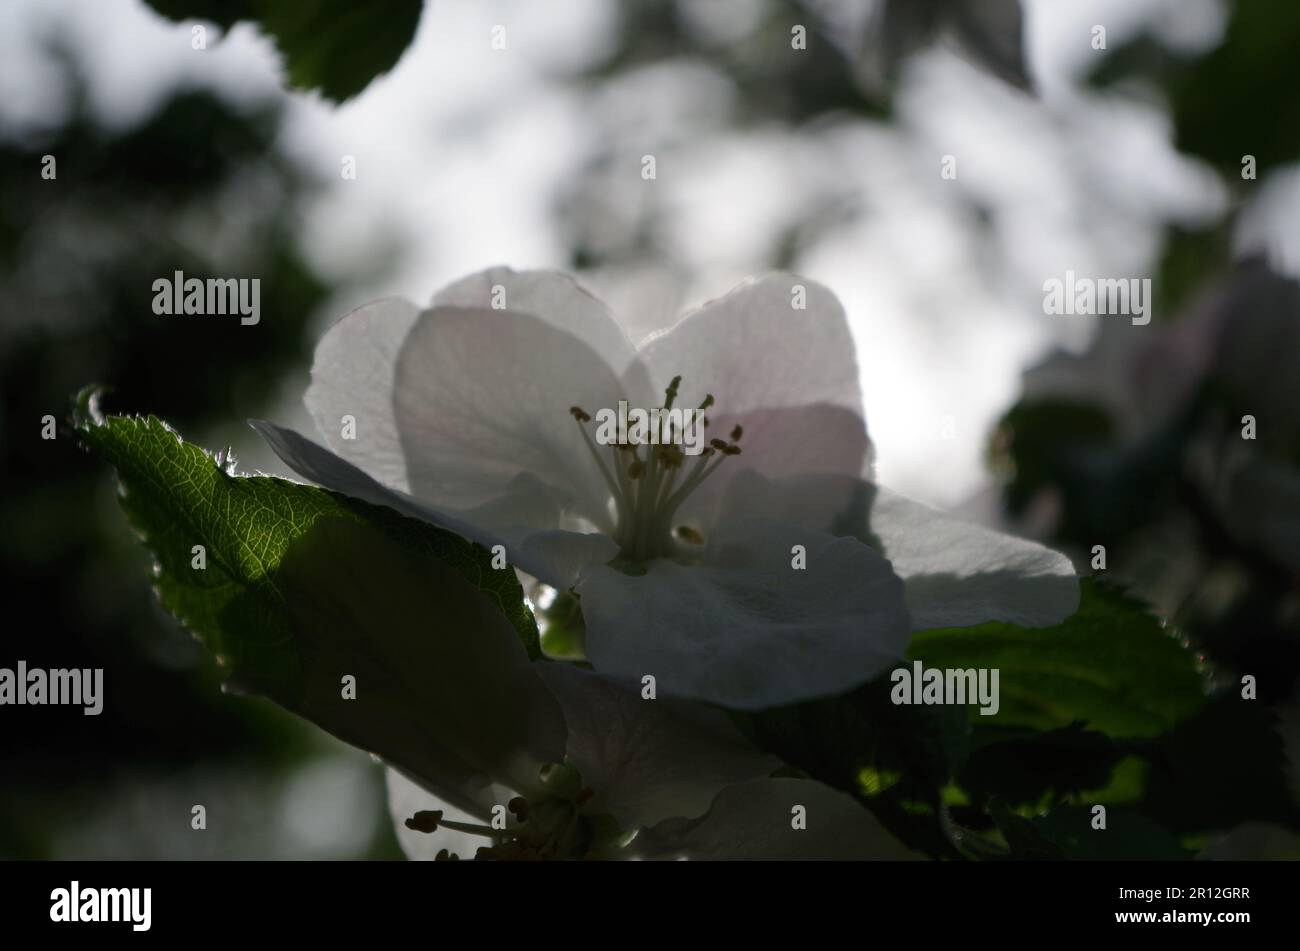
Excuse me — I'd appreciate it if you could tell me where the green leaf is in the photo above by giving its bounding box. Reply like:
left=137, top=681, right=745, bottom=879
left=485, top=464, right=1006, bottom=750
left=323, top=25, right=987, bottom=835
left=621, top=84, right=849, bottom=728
left=72, top=396, right=560, bottom=813
left=910, top=580, right=1205, bottom=738
left=73, top=394, right=538, bottom=663
left=142, top=0, right=424, bottom=102
left=268, top=514, right=566, bottom=809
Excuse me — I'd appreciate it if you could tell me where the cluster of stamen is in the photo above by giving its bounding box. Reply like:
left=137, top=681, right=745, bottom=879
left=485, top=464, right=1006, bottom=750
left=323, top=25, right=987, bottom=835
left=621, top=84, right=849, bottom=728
left=404, top=762, right=603, bottom=861
left=570, top=375, right=743, bottom=562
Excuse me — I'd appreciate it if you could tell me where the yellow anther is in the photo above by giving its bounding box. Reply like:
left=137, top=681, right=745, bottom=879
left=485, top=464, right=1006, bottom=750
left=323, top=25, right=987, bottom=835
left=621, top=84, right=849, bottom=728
left=676, top=525, right=704, bottom=544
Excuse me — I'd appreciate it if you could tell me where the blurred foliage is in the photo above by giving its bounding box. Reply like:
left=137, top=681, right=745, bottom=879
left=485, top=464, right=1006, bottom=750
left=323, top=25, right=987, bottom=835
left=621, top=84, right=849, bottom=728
left=592, top=0, right=883, bottom=124
left=592, top=0, right=1026, bottom=120
left=1092, top=0, right=1300, bottom=181
left=565, top=0, right=1031, bottom=273
left=0, top=57, right=399, bottom=858
left=859, top=0, right=1029, bottom=97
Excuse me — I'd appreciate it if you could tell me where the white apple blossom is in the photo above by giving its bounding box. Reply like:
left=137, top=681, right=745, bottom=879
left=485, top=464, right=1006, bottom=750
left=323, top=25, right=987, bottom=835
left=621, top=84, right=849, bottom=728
left=254, top=267, right=1078, bottom=710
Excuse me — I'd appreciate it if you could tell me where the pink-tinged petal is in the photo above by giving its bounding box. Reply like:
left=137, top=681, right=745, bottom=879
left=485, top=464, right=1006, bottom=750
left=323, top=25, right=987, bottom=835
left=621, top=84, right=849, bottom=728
left=630, top=274, right=872, bottom=522
left=637, top=273, right=864, bottom=419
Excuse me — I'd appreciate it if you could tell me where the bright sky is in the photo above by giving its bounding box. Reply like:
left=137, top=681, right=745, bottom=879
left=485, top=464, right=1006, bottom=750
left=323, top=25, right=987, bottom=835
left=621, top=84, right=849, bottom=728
left=2, top=0, right=1241, bottom=507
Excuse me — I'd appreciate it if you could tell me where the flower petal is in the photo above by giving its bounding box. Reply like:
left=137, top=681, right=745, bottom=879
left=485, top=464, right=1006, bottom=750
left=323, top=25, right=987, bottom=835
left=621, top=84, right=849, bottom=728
left=637, top=273, right=864, bottom=419
left=721, top=469, right=1080, bottom=630
left=870, top=486, right=1080, bottom=630
left=303, top=271, right=642, bottom=499
left=536, top=663, right=781, bottom=832
left=252, top=418, right=512, bottom=549
left=392, top=306, right=640, bottom=531
left=513, top=529, right=620, bottom=589
left=631, top=274, right=872, bottom=520
left=304, top=297, right=422, bottom=492
left=251, top=420, right=614, bottom=589
left=433, top=266, right=640, bottom=377
left=718, top=468, right=880, bottom=542
left=578, top=518, right=911, bottom=709
left=631, top=777, right=923, bottom=860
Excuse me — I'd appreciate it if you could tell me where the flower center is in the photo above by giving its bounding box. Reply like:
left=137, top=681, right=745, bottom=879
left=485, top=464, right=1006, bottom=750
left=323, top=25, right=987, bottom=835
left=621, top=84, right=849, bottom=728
left=570, top=375, right=743, bottom=563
